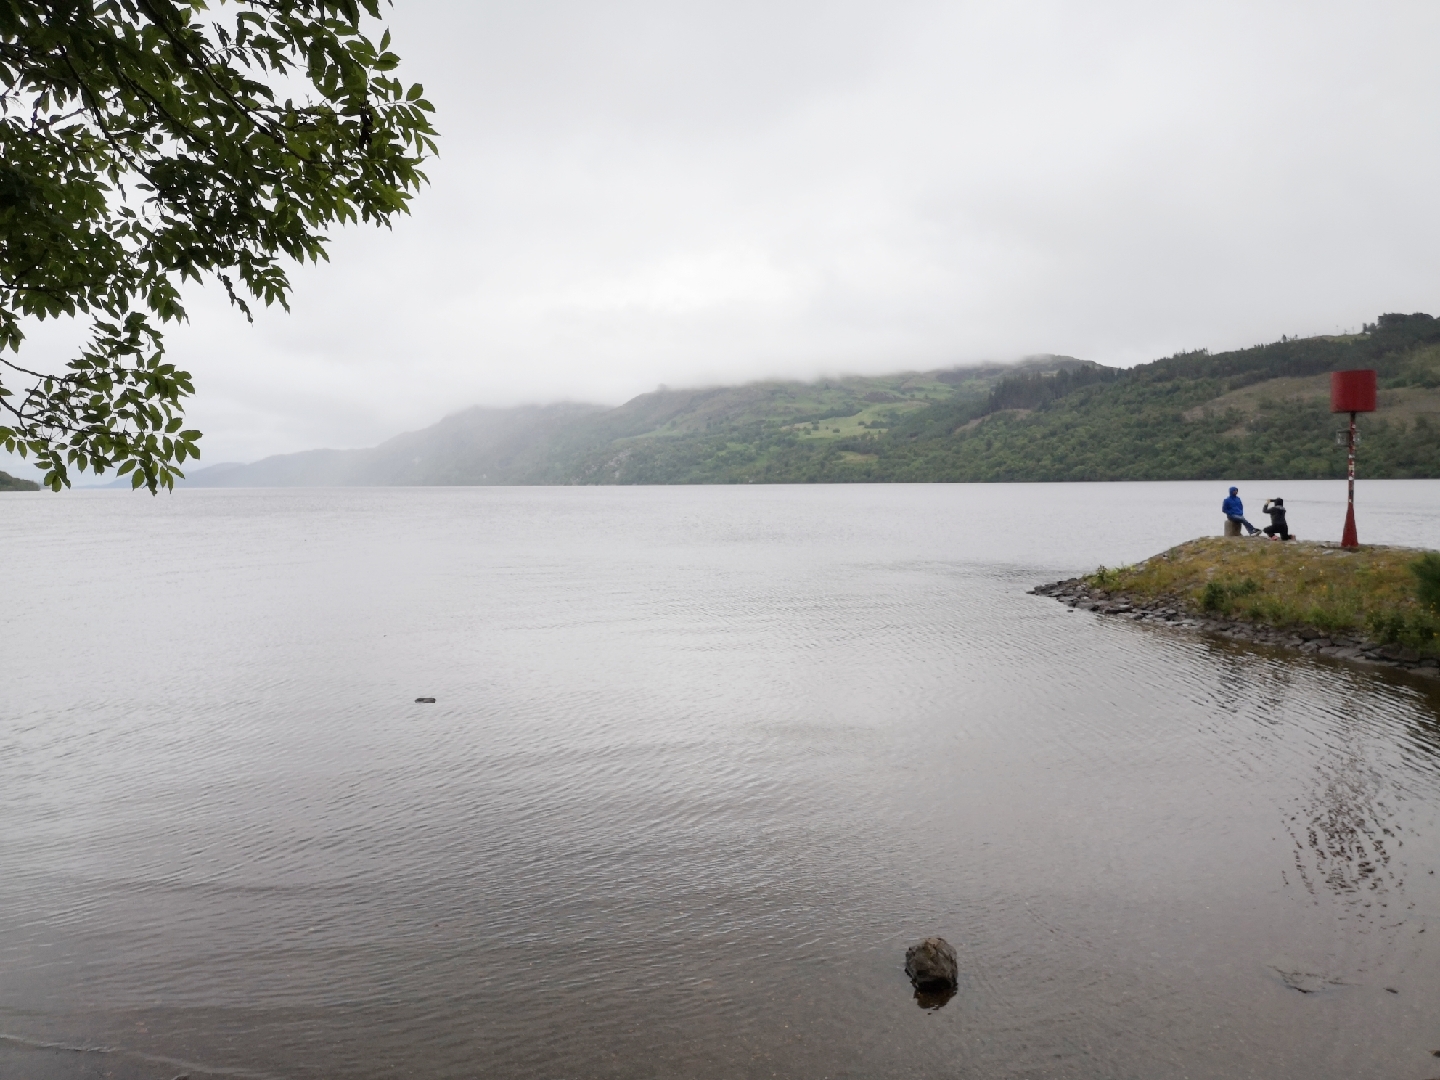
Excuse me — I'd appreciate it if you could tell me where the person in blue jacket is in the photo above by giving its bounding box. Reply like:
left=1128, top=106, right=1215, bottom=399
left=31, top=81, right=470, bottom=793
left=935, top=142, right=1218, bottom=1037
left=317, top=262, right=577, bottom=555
left=1222, top=486, right=1260, bottom=536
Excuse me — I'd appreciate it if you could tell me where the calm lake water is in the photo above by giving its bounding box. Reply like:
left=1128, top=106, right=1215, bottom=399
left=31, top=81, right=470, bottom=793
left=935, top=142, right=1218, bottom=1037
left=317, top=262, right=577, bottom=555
left=3, top=480, right=1440, bottom=1080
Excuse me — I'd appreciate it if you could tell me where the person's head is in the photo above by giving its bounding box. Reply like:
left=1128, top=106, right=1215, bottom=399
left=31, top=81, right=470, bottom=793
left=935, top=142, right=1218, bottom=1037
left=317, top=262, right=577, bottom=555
left=1229, top=486, right=1238, bottom=495
left=1273, top=497, right=1283, bottom=506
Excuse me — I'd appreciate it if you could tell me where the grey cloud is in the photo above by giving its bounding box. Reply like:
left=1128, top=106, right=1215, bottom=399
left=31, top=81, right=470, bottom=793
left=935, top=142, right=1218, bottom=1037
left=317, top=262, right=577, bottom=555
left=6, top=0, right=1438, bottom=476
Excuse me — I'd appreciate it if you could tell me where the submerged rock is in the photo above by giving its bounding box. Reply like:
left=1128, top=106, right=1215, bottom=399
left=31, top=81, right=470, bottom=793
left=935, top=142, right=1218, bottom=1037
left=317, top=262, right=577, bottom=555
left=905, top=937, right=958, bottom=990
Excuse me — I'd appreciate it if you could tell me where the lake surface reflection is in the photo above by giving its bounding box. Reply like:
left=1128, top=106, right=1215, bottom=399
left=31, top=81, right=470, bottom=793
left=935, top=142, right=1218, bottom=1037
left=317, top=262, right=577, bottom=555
left=3, top=481, right=1440, bottom=1080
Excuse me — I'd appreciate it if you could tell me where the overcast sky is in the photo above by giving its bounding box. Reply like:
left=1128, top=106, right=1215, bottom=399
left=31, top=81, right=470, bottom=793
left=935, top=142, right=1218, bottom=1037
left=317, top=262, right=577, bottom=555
left=8, top=0, right=1440, bottom=475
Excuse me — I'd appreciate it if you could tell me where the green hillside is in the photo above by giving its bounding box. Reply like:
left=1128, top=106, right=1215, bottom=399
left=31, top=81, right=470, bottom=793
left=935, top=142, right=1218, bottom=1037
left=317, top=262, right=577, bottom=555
left=0, top=469, right=41, bottom=491
left=554, top=312, right=1440, bottom=484
left=185, top=358, right=1087, bottom=487
left=184, top=312, right=1440, bottom=488
left=540, top=361, right=1085, bottom=484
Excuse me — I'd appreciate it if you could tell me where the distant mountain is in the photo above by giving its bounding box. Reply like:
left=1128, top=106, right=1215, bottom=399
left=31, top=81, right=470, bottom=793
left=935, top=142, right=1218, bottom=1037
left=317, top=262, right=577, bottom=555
left=182, top=403, right=609, bottom=487
left=181, top=361, right=1059, bottom=486
left=175, top=317, right=1440, bottom=487
left=0, top=469, right=41, bottom=491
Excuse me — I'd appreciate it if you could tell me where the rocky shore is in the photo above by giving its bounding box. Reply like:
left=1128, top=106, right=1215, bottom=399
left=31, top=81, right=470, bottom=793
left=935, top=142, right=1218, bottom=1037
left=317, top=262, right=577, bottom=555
left=1031, top=576, right=1440, bottom=678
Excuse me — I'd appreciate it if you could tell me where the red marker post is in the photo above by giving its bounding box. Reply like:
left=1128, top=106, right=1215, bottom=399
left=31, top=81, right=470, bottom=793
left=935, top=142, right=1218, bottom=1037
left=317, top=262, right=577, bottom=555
left=1330, top=369, right=1376, bottom=548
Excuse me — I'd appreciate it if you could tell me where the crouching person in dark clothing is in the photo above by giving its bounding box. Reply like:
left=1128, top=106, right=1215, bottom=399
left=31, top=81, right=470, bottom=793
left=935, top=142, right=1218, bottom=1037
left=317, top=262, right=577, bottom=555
left=1262, top=498, right=1293, bottom=540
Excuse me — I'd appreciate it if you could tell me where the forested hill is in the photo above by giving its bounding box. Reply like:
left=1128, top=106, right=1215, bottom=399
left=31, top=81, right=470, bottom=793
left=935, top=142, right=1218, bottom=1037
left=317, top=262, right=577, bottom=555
left=0, top=469, right=41, bottom=491
left=843, top=311, right=1440, bottom=483
left=183, top=313, right=1440, bottom=486
left=181, top=358, right=1084, bottom=487
left=560, top=311, right=1439, bottom=484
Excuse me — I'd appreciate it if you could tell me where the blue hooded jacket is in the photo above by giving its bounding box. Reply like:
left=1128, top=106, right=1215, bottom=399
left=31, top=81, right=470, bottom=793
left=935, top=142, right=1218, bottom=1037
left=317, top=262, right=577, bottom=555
left=1222, top=493, right=1243, bottom=519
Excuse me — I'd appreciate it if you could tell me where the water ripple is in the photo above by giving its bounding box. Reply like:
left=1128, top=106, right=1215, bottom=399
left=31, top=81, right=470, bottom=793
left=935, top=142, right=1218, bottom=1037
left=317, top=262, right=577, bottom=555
left=2, top=483, right=1440, bottom=1079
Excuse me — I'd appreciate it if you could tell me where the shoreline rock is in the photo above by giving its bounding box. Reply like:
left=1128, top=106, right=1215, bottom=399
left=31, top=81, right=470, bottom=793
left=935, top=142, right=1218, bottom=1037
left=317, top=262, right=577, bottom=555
left=1030, top=578, right=1440, bottom=678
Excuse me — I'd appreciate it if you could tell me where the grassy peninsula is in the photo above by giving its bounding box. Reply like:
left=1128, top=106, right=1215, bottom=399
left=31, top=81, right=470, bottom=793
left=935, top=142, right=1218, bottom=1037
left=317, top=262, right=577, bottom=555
left=1066, top=538, right=1440, bottom=663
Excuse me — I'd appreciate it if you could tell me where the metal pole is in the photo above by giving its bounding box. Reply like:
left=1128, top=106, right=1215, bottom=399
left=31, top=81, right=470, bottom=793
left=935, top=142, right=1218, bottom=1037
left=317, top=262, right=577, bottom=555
left=1342, top=410, right=1359, bottom=548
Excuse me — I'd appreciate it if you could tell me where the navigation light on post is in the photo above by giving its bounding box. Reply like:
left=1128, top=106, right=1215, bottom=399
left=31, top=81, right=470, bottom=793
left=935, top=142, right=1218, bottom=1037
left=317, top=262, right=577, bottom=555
left=1330, top=369, right=1377, bottom=549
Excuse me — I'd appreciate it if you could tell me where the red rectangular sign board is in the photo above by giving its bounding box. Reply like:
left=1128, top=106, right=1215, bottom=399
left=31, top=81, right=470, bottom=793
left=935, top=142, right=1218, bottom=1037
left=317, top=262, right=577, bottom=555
left=1330, top=369, right=1377, bottom=413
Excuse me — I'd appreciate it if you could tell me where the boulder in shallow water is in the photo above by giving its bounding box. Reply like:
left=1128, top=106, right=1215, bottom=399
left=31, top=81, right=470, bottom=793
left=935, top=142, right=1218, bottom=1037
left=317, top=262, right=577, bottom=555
left=905, top=937, right=958, bottom=990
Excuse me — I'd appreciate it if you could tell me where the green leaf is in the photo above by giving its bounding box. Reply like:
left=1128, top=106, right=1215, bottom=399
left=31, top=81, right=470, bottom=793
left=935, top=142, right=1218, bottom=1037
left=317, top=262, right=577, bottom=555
left=0, top=0, right=437, bottom=493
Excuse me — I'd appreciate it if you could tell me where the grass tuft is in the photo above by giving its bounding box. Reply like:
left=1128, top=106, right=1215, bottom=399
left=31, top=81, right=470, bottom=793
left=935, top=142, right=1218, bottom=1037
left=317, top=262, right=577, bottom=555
left=1414, top=552, right=1440, bottom=613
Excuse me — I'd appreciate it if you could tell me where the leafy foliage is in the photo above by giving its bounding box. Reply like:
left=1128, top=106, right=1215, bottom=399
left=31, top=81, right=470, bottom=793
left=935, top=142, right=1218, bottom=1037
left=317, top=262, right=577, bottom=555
left=1366, top=609, right=1440, bottom=652
left=1090, top=565, right=1119, bottom=588
left=0, top=0, right=436, bottom=490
